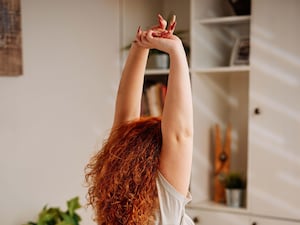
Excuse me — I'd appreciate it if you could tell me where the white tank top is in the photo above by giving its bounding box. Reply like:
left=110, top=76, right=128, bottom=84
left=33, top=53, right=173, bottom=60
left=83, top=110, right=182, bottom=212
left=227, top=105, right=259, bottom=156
left=154, top=171, right=194, bottom=225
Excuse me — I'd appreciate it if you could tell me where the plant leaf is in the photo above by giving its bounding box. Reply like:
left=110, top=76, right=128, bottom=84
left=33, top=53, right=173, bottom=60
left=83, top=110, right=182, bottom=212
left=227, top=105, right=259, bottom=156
left=23, top=197, right=82, bottom=225
left=61, top=212, right=77, bottom=224
left=72, top=213, right=82, bottom=225
left=56, top=222, right=72, bottom=225
left=66, top=197, right=81, bottom=217
left=37, top=207, right=62, bottom=225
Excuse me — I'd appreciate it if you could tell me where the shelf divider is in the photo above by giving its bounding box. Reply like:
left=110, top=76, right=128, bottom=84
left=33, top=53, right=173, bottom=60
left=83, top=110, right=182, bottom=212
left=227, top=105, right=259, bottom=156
left=145, top=69, right=169, bottom=75
left=190, top=65, right=250, bottom=74
left=197, top=15, right=251, bottom=25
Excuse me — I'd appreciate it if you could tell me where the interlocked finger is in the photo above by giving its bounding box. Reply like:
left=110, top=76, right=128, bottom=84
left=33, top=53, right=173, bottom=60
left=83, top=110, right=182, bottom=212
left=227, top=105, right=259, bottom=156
left=151, top=14, right=167, bottom=31
left=167, top=15, right=177, bottom=34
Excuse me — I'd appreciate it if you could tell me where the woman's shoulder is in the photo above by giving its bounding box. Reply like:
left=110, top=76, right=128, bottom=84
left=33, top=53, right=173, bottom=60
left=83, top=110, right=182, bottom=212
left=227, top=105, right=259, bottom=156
left=155, top=171, right=194, bottom=225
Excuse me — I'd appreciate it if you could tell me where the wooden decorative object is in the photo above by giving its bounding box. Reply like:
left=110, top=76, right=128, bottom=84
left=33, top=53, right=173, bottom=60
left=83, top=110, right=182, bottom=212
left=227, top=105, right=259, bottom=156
left=0, top=0, right=23, bottom=76
left=213, top=124, right=231, bottom=203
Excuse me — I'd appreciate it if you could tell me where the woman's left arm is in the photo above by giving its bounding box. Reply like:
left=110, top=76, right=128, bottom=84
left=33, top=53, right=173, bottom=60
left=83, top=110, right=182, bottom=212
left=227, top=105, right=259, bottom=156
left=112, top=39, right=149, bottom=127
left=113, top=16, right=167, bottom=127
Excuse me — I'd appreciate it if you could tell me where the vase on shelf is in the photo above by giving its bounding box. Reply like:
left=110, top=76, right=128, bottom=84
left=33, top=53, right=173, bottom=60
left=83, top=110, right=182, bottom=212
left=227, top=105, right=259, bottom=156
left=147, top=53, right=169, bottom=69
left=225, top=188, right=244, bottom=208
left=224, top=172, right=246, bottom=208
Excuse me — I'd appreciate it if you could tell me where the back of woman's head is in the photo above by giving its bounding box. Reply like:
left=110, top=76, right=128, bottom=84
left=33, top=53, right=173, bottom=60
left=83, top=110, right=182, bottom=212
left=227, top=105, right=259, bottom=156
left=85, top=117, right=162, bottom=225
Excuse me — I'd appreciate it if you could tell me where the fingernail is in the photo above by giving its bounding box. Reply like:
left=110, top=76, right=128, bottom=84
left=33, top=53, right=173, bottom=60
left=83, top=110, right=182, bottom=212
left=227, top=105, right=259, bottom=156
left=170, top=21, right=177, bottom=31
left=137, top=26, right=141, bottom=34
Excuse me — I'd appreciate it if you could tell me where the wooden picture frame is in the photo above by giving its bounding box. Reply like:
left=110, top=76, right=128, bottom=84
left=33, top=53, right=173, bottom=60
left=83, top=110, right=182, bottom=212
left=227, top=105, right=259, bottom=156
left=0, top=0, right=23, bottom=76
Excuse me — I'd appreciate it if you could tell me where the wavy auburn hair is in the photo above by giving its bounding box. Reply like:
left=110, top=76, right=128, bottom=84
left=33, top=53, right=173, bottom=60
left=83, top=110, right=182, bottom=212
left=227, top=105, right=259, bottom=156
left=85, top=117, right=162, bottom=225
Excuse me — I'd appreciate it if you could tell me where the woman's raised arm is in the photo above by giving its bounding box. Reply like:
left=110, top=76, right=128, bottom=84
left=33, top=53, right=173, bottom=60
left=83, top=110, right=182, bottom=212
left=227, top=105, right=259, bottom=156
left=136, top=24, right=193, bottom=196
left=160, top=39, right=193, bottom=196
left=112, top=38, right=149, bottom=127
left=113, top=15, right=168, bottom=127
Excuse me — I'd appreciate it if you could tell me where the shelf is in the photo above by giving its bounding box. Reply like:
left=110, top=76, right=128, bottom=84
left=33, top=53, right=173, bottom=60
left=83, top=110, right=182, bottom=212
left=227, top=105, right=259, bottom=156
left=187, top=201, right=248, bottom=215
left=145, top=66, right=249, bottom=76
left=197, top=15, right=251, bottom=25
left=190, top=65, right=250, bottom=74
left=145, top=69, right=169, bottom=75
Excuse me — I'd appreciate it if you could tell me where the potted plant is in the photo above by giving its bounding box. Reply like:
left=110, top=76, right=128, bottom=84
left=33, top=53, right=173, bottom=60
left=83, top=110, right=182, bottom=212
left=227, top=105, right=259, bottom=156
left=23, top=196, right=82, bottom=225
left=224, top=172, right=246, bottom=208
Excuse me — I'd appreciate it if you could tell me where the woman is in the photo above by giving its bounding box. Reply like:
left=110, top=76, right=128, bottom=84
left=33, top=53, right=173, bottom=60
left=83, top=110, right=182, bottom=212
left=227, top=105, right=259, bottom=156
left=85, top=15, right=194, bottom=225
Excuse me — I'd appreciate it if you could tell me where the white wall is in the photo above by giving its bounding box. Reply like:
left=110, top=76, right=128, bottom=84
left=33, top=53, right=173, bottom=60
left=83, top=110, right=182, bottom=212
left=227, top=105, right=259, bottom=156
left=0, top=1, right=120, bottom=224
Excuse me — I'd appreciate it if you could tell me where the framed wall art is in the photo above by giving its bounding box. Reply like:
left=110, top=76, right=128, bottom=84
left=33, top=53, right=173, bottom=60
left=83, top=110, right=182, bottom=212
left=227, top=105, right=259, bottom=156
left=0, top=0, right=22, bottom=75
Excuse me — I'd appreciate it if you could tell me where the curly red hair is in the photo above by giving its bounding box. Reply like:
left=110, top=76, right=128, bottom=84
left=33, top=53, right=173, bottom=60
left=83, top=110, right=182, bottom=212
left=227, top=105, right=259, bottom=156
left=85, top=117, right=162, bottom=225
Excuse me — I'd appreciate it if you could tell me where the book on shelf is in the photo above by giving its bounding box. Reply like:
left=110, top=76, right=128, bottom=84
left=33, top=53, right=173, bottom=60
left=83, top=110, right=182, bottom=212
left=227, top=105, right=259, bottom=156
left=141, top=82, right=167, bottom=117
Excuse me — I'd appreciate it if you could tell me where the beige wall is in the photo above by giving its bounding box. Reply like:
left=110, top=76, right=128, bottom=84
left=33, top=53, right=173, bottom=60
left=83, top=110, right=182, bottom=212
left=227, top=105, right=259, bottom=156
left=0, top=1, right=120, bottom=224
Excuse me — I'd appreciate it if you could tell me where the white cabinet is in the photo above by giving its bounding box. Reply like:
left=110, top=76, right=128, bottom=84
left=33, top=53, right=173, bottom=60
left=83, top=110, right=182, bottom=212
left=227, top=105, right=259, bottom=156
left=250, top=217, right=300, bottom=225
left=187, top=208, right=249, bottom=225
left=248, top=0, right=300, bottom=221
left=187, top=209, right=300, bottom=225
left=189, top=0, right=300, bottom=224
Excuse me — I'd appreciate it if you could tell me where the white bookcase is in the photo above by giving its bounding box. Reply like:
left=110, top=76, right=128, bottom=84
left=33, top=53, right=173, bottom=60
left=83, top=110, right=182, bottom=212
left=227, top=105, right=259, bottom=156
left=190, top=0, right=250, bottom=206
left=189, top=0, right=300, bottom=224
left=121, top=0, right=300, bottom=224
left=121, top=0, right=190, bottom=117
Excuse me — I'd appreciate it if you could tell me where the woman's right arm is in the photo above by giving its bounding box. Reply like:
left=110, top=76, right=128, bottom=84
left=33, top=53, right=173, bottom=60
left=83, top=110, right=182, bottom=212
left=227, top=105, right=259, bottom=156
left=136, top=29, right=193, bottom=196
left=160, top=40, right=193, bottom=196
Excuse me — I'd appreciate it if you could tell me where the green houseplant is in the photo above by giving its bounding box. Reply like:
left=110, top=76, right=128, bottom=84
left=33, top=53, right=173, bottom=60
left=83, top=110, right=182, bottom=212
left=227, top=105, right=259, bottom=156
left=224, top=172, right=245, bottom=208
left=224, top=172, right=245, bottom=189
left=23, top=196, right=82, bottom=225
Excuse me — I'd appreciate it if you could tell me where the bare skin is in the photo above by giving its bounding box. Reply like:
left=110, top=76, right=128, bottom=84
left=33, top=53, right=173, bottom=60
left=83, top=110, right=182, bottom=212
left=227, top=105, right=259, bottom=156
left=113, top=15, right=193, bottom=196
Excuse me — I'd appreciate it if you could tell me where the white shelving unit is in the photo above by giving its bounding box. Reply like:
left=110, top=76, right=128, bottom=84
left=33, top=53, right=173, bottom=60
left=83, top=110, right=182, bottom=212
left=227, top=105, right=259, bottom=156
left=122, top=0, right=300, bottom=224
left=190, top=0, right=250, bottom=212
left=188, top=0, right=300, bottom=224
left=121, top=0, right=190, bottom=117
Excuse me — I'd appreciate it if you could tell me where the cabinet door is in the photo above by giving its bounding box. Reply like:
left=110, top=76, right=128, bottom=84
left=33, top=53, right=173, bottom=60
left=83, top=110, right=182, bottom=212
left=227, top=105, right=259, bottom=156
left=187, top=209, right=249, bottom=225
left=248, top=0, right=300, bottom=220
left=250, top=217, right=300, bottom=225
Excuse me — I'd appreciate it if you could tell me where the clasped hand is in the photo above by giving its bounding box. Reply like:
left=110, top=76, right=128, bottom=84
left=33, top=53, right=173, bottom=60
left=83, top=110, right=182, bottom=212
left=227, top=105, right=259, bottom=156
left=134, top=14, right=183, bottom=55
